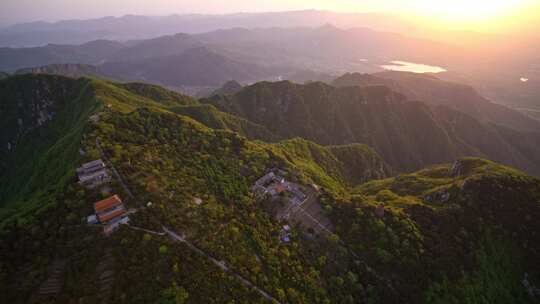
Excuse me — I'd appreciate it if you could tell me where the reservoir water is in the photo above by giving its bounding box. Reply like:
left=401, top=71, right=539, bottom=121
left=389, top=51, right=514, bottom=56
left=381, top=60, right=446, bottom=73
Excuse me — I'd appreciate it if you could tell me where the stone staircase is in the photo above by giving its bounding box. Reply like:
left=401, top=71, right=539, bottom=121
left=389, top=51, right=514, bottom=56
left=96, top=249, right=115, bottom=303
left=37, top=260, right=66, bottom=296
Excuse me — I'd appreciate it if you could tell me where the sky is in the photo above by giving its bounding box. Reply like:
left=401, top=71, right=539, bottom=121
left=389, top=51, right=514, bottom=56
left=1, top=0, right=539, bottom=32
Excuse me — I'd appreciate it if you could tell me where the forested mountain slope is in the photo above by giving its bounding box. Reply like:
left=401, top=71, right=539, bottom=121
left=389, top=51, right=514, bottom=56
left=204, top=80, right=540, bottom=176
left=0, top=74, right=100, bottom=222
left=0, top=74, right=385, bottom=226
left=342, top=158, right=540, bottom=303
left=332, top=71, right=540, bottom=132
left=1, top=74, right=391, bottom=303
left=1, top=74, right=539, bottom=304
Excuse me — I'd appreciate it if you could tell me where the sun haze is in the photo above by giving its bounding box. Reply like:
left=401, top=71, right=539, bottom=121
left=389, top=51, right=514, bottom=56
left=400, top=0, right=540, bottom=32
left=1, top=0, right=538, bottom=33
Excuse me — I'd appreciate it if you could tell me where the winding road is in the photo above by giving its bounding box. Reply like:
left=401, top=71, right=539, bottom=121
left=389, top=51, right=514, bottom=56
left=162, top=227, right=280, bottom=303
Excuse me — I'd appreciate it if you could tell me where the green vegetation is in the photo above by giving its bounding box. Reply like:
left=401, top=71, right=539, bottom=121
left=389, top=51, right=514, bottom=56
left=170, top=104, right=278, bottom=141
left=204, top=80, right=540, bottom=175
left=0, top=75, right=100, bottom=227
left=268, top=139, right=391, bottom=196
left=425, top=236, right=534, bottom=304
left=329, top=157, right=540, bottom=302
left=333, top=71, right=540, bottom=133
left=1, top=74, right=539, bottom=304
left=205, top=80, right=243, bottom=97
left=354, top=158, right=532, bottom=209
left=112, top=82, right=198, bottom=107
left=1, top=75, right=385, bottom=227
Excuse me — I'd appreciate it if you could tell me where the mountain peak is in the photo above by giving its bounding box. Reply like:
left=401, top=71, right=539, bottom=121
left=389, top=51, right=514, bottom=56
left=318, top=23, right=341, bottom=32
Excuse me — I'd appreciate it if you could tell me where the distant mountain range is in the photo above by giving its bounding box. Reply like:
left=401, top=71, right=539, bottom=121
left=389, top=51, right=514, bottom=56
left=4, top=48, right=290, bottom=90
left=101, top=46, right=291, bottom=87
left=2, top=10, right=537, bottom=48
left=0, top=39, right=122, bottom=71
left=1, top=25, right=454, bottom=71
left=2, top=22, right=538, bottom=115
left=2, top=10, right=538, bottom=113
left=0, top=26, right=458, bottom=90
left=0, top=11, right=421, bottom=47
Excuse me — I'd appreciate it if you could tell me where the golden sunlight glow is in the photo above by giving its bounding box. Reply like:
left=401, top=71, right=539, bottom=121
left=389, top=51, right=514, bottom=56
left=320, top=0, right=540, bottom=32
left=410, top=0, right=522, bottom=20
left=401, top=0, right=538, bottom=30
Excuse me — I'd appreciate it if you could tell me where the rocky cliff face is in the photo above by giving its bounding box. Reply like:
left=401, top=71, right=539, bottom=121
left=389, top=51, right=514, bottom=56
left=0, top=74, right=102, bottom=215
left=0, top=75, right=72, bottom=158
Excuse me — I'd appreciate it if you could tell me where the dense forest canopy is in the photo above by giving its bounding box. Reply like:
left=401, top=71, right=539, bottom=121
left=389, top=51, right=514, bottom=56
left=0, top=73, right=539, bottom=304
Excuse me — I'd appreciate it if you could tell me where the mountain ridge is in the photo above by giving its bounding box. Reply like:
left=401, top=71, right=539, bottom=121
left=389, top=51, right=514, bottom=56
left=204, top=80, right=540, bottom=176
left=333, top=71, right=540, bottom=132
left=0, top=74, right=388, bottom=225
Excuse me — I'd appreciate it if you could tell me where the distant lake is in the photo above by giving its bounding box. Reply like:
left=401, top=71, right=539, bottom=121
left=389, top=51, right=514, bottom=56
left=381, top=61, right=447, bottom=73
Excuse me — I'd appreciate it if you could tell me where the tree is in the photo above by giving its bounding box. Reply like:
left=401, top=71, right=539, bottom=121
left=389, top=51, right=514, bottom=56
left=159, top=245, right=168, bottom=255
left=287, top=287, right=303, bottom=303
left=159, top=283, right=189, bottom=304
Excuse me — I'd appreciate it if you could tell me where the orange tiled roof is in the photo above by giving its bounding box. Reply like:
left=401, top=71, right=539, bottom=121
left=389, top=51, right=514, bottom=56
left=275, top=184, right=286, bottom=193
left=94, top=195, right=123, bottom=213
left=98, top=208, right=127, bottom=223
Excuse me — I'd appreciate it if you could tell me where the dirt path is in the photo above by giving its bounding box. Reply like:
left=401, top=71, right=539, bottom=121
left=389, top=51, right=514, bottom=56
left=127, top=224, right=166, bottom=236
left=162, top=226, right=281, bottom=303
left=37, top=260, right=66, bottom=296
left=96, top=138, right=135, bottom=200
left=291, top=204, right=333, bottom=234
left=96, top=249, right=115, bottom=303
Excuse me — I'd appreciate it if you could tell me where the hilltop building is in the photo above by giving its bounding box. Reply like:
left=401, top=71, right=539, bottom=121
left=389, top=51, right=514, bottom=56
left=252, top=170, right=307, bottom=204
left=251, top=170, right=307, bottom=204
left=268, top=184, right=286, bottom=196
left=254, top=172, right=276, bottom=186
left=252, top=171, right=287, bottom=196
left=77, top=159, right=111, bottom=189
left=90, top=195, right=130, bottom=235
